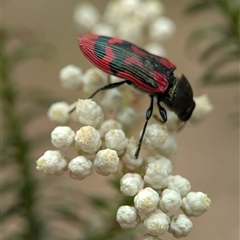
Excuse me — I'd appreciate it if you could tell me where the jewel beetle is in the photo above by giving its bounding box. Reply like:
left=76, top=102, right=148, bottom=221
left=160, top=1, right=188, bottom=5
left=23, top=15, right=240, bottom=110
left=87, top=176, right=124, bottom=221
left=78, top=33, right=195, bottom=158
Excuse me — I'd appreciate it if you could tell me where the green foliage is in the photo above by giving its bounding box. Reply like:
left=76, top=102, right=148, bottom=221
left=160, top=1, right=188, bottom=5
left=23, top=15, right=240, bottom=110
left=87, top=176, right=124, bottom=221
left=185, top=0, right=240, bottom=85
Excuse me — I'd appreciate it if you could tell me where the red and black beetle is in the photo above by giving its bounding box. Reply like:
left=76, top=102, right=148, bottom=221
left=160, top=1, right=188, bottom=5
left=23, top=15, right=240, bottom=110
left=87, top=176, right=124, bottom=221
left=78, top=33, right=195, bottom=158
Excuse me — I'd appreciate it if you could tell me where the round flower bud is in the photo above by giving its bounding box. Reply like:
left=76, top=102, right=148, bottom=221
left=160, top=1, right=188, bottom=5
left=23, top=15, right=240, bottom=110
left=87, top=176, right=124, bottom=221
left=181, top=191, right=211, bottom=217
left=144, top=209, right=170, bottom=236
left=59, top=65, right=82, bottom=89
left=91, top=23, right=114, bottom=36
left=149, top=16, right=176, bottom=41
left=36, top=150, right=67, bottom=175
left=100, top=89, right=123, bottom=111
left=144, top=42, right=166, bottom=57
left=75, top=126, right=101, bottom=154
left=143, top=233, right=162, bottom=240
left=157, top=134, right=178, bottom=157
left=122, top=137, right=143, bottom=170
left=168, top=175, right=191, bottom=197
left=47, top=101, right=69, bottom=124
left=159, top=189, right=182, bottom=213
left=144, top=163, right=168, bottom=190
left=164, top=110, right=184, bottom=132
left=116, top=107, right=138, bottom=128
left=145, top=154, right=172, bottom=175
left=98, top=119, right=122, bottom=137
left=68, top=156, right=93, bottom=180
left=73, top=3, right=100, bottom=30
left=134, top=187, right=159, bottom=215
left=76, top=99, right=103, bottom=128
left=142, top=124, right=168, bottom=149
left=190, top=94, right=213, bottom=123
left=104, top=129, right=128, bottom=155
left=120, top=173, right=144, bottom=196
left=94, top=149, right=119, bottom=176
left=51, top=126, right=75, bottom=148
left=82, top=68, right=107, bottom=94
left=169, top=214, right=193, bottom=238
left=138, top=0, right=164, bottom=23
left=116, top=205, right=140, bottom=229
left=116, top=15, right=143, bottom=43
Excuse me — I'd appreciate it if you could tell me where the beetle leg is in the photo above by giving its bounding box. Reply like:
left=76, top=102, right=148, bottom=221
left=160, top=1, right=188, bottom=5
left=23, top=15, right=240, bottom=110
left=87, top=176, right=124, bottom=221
left=89, top=80, right=128, bottom=98
left=135, top=95, right=154, bottom=158
left=69, top=80, right=128, bottom=114
left=156, top=101, right=167, bottom=123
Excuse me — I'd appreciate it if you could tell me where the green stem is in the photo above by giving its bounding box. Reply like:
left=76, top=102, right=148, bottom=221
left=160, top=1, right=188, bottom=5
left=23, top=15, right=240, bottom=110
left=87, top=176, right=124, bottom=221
left=2, top=33, right=44, bottom=240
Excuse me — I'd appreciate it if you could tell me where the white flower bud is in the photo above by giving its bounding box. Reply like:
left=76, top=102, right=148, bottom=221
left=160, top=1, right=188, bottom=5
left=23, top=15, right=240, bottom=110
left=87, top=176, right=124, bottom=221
left=168, top=175, right=191, bottom=197
left=68, top=156, right=93, bottom=180
left=98, top=119, right=122, bottom=137
left=100, top=89, right=123, bottom=111
left=138, top=0, right=164, bottom=23
left=51, top=126, right=75, bottom=149
left=144, top=42, right=166, bottom=57
left=134, top=187, right=159, bottom=215
left=73, top=3, right=100, bottom=30
left=190, top=95, right=213, bottom=123
left=164, top=110, right=184, bottom=132
left=91, top=23, right=114, bottom=36
left=144, top=163, right=168, bottom=190
left=75, top=126, right=101, bottom=154
left=59, top=65, right=82, bottom=89
left=159, top=189, right=182, bottom=213
left=82, top=68, right=107, bottom=94
left=149, top=16, right=176, bottom=41
left=47, top=101, right=69, bottom=124
left=120, top=173, right=144, bottom=196
left=116, top=205, right=140, bottom=229
left=36, top=150, right=67, bottom=175
left=116, top=107, right=138, bottom=128
left=103, top=0, right=125, bottom=25
left=144, top=209, right=170, bottom=236
left=145, top=154, right=172, bottom=175
left=76, top=99, right=104, bottom=128
left=116, top=15, right=143, bottom=43
left=169, top=214, right=193, bottom=238
left=181, top=191, right=211, bottom=217
left=110, top=75, right=122, bottom=84
left=122, top=138, right=143, bottom=170
left=143, top=233, right=162, bottom=240
left=142, top=124, right=168, bottom=149
left=157, top=134, right=178, bottom=157
left=94, top=149, right=119, bottom=176
left=104, top=129, right=128, bottom=155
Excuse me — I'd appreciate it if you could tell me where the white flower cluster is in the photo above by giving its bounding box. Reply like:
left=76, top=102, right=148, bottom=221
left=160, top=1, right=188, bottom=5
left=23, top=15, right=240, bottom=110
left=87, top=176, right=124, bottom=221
left=36, top=0, right=214, bottom=239
left=116, top=156, right=211, bottom=238
left=73, top=0, right=176, bottom=55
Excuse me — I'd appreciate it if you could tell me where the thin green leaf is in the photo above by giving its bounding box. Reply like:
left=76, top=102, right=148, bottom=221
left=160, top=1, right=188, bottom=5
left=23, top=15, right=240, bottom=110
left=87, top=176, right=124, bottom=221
left=53, top=206, right=86, bottom=224
left=185, top=1, right=216, bottom=14
left=201, top=72, right=240, bottom=85
left=187, top=24, right=224, bottom=44
left=199, top=39, right=237, bottom=61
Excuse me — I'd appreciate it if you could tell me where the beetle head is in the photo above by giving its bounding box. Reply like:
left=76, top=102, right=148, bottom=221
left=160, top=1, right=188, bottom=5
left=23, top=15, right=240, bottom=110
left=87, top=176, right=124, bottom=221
left=167, top=75, right=195, bottom=121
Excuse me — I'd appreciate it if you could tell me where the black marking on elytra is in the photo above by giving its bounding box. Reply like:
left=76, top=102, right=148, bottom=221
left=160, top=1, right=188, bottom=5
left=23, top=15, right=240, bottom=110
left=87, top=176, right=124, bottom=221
left=94, top=36, right=109, bottom=60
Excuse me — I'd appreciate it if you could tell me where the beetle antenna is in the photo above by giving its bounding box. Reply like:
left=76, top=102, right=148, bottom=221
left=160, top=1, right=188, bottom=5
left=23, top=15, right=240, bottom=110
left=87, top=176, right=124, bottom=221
left=135, top=95, right=154, bottom=158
